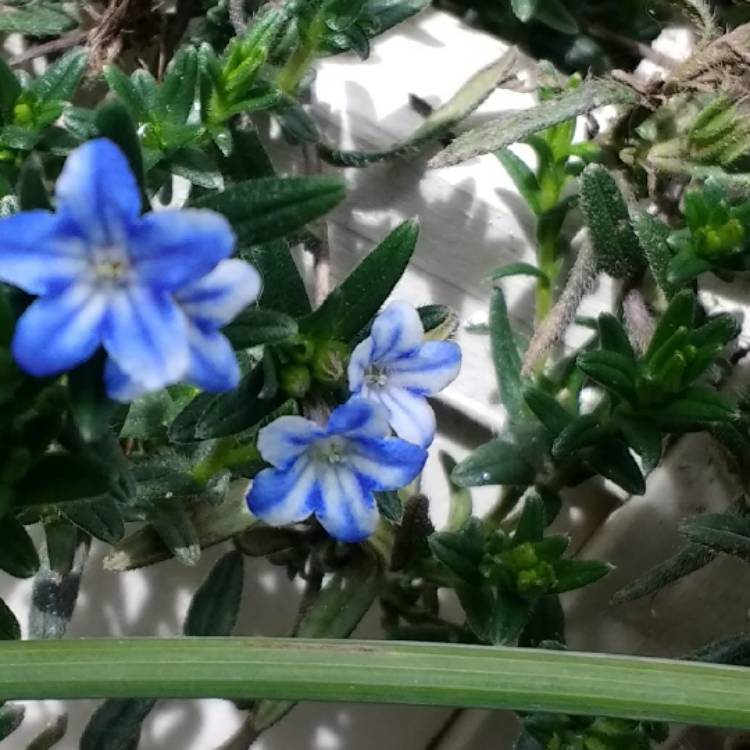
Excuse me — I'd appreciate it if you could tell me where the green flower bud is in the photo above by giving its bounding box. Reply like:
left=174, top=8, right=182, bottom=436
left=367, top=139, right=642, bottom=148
left=311, top=341, right=349, bottom=386
left=12, top=102, right=33, bottom=127
left=279, top=364, right=311, bottom=398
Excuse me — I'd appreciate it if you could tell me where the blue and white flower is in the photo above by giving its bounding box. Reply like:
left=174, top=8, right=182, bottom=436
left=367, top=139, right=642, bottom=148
left=246, top=398, right=427, bottom=542
left=0, top=138, right=259, bottom=398
left=348, top=301, right=461, bottom=448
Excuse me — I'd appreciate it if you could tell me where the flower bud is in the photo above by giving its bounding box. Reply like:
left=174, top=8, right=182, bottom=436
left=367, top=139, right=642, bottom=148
left=311, top=340, right=349, bottom=385
left=279, top=363, right=311, bottom=398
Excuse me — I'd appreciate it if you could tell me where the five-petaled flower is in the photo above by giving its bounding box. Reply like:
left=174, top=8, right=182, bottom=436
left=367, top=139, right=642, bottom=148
left=246, top=398, right=427, bottom=542
left=347, top=301, right=461, bottom=447
left=0, top=138, right=260, bottom=399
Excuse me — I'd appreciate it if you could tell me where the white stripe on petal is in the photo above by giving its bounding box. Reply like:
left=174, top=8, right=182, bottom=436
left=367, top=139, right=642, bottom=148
left=387, top=341, right=462, bottom=395
left=177, top=259, right=262, bottom=327
left=370, top=301, right=423, bottom=362
left=257, top=416, right=325, bottom=468
left=346, top=337, right=373, bottom=394
left=378, top=386, right=436, bottom=448
left=12, top=282, right=107, bottom=376
left=347, top=435, right=428, bottom=490
left=315, top=464, right=378, bottom=542
left=246, top=456, right=318, bottom=527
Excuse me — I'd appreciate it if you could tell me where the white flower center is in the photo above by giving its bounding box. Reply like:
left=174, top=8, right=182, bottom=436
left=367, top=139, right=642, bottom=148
left=365, top=365, right=389, bottom=388
left=92, top=246, right=130, bottom=285
left=311, top=436, right=348, bottom=465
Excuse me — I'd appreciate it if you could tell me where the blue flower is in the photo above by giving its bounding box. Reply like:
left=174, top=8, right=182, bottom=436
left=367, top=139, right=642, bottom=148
left=0, top=138, right=259, bottom=398
left=347, top=301, right=461, bottom=448
left=246, top=398, right=427, bottom=542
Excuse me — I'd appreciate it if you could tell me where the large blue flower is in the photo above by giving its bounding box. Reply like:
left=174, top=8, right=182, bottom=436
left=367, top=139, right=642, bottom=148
left=0, top=138, right=258, bottom=397
left=347, top=301, right=461, bottom=447
left=246, top=399, right=427, bottom=542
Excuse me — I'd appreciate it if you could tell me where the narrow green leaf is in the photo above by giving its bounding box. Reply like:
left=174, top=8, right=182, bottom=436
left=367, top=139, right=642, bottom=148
left=598, top=314, right=636, bottom=362
left=185, top=551, right=244, bottom=637
left=632, top=211, right=676, bottom=296
left=490, top=288, right=525, bottom=421
left=514, top=494, right=545, bottom=543
left=585, top=439, right=645, bottom=495
left=552, top=415, right=606, bottom=458
left=439, top=452, right=472, bottom=531
left=577, top=350, right=636, bottom=403
left=452, top=439, right=536, bottom=488
left=168, top=392, right=217, bottom=444
left=430, top=80, right=640, bottom=168
left=652, top=387, right=737, bottom=431
left=644, top=290, right=696, bottom=363
left=0, top=703, right=24, bottom=741
left=302, top=220, right=418, bottom=341
left=0, top=597, right=20, bottom=641
left=0, top=516, right=39, bottom=578
left=16, top=453, right=111, bottom=506
left=157, top=46, right=198, bottom=123
left=17, top=155, right=51, bottom=211
left=44, top=520, right=78, bottom=577
left=194, top=176, right=345, bottom=245
left=223, top=308, right=298, bottom=349
left=510, top=0, right=540, bottom=22
left=94, top=102, right=145, bottom=200
left=523, top=387, right=572, bottom=438
left=0, top=6, right=75, bottom=36
left=690, top=632, right=750, bottom=667
left=80, top=699, right=157, bottom=750
left=29, top=48, right=88, bottom=104
left=618, top=417, right=662, bottom=472
left=554, top=559, right=612, bottom=593
left=67, top=355, right=116, bottom=443
left=489, top=589, right=530, bottom=645
left=0, top=58, right=20, bottom=124
left=580, top=164, right=643, bottom=278
left=25, top=713, right=68, bottom=750
left=429, top=521, right=484, bottom=585
left=103, top=66, right=149, bottom=121
left=534, top=0, right=579, bottom=34
left=151, top=501, right=200, bottom=566
left=375, top=491, right=403, bottom=525
left=320, top=51, right=516, bottom=167
left=63, top=497, right=125, bottom=545
left=486, top=261, right=547, bottom=283
left=680, top=513, right=750, bottom=562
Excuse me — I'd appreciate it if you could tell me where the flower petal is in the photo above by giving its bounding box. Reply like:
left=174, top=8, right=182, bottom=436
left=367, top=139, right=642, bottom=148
left=177, top=259, right=261, bottom=327
left=128, top=210, right=236, bottom=291
left=387, top=341, right=462, bottom=395
left=256, top=415, right=325, bottom=469
left=246, top=456, right=318, bottom=527
left=55, top=139, right=140, bottom=245
left=315, top=464, right=378, bottom=542
left=378, top=387, right=436, bottom=447
left=328, top=398, right=390, bottom=439
left=347, top=435, right=427, bottom=490
left=0, top=211, right=89, bottom=295
left=12, top=283, right=106, bottom=376
left=346, top=337, right=373, bottom=394
left=104, top=358, right=150, bottom=402
left=102, top=285, right=189, bottom=390
left=370, top=301, right=423, bottom=362
left=186, top=324, right=239, bottom=392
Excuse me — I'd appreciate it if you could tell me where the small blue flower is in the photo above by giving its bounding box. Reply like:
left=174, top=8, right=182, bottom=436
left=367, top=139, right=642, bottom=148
left=0, top=138, right=259, bottom=397
left=347, top=301, right=461, bottom=447
left=246, top=398, right=427, bottom=542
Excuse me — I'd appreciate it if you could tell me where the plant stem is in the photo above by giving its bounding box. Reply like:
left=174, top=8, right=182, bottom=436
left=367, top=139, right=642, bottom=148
left=191, top=438, right=235, bottom=484
left=1, top=638, right=750, bottom=729
left=276, top=12, right=326, bottom=95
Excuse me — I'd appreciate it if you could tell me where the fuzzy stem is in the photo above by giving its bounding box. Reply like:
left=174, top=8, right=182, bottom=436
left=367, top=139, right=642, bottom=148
left=276, top=12, right=327, bottom=95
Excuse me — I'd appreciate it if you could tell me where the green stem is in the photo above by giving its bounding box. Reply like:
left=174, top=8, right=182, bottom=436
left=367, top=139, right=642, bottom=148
left=1, top=638, right=750, bottom=729
left=535, top=235, right=556, bottom=322
left=276, top=12, right=327, bottom=95
left=191, top=438, right=235, bottom=484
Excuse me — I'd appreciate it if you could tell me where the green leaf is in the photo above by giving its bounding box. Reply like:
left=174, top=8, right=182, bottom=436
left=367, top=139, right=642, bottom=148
left=490, top=288, right=525, bottom=422
left=690, top=632, right=750, bottom=667
left=193, top=363, right=285, bottom=439
left=430, top=80, right=640, bottom=168
left=0, top=597, right=20, bottom=640
left=375, top=491, right=403, bottom=525
left=520, top=594, right=565, bottom=648
left=80, top=699, right=157, bottom=750
left=452, top=439, right=536, bottom=488
left=487, top=261, right=547, bottom=283
left=523, top=387, right=572, bottom=438
left=157, top=46, right=198, bottom=123
left=194, top=175, right=344, bottom=245
left=585, top=439, right=645, bottom=495
left=223, top=308, right=299, bottom=349
left=44, top=519, right=78, bottom=577
left=577, top=350, right=636, bottom=402
left=439, top=452, right=472, bottom=531
left=0, top=703, right=24, bottom=741
left=489, top=588, right=530, bottom=645
left=15, top=453, right=111, bottom=506
left=25, top=713, right=68, bottom=750
left=0, top=5, right=75, bottom=35
left=17, top=155, right=51, bottom=211
left=652, top=387, right=737, bottom=431
left=168, top=392, right=216, bottom=444
left=103, top=66, right=150, bottom=121
left=429, top=520, right=484, bottom=584
left=580, top=164, right=643, bottom=278
left=510, top=0, right=540, bottom=22
left=644, top=290, right=695, bottom=363
left=326, top=0, right=367, bottom=30
left=554, top=559, right=612, bottom=593
left=251, top=550, right=382, bottom=731
left=680, top=513, right=750, bottom=562
left=67, top=355, right=116, bottom=443
left=320, top=51, right=517, bottom=167
left=29, top=48, right=88, bottom=104
left=302, top=220, right=418, bottom=341
left=598, top=314, right=636, bottom=362
left=0, top=58, right=20, bottom=124
left=0, top=516, right=39, bottom=578
left=632, top=211, right=676, bottom=296
left=239, top=239, right=311, bottom=317
left=514, top=494, right=545, bottom=543
left=235, top=525, right=305, bottom=556
left=185, top=551, right=244, bottom=636
left=667, top=248, right=713, bottom=286
left=618, top=417, right=662, bottom=472
left=552, top=414, right=606, bottom=458
left=534, top=0, right=579, bottom=34
left=63, top=497, right=125, bottom=545
left=612, top=543, right=715, bottom=604
left=94, top=102, right=146, bottom=201
left=170, top=148, right=224, bottom=190
left=151, top=501, right=200, bottom=566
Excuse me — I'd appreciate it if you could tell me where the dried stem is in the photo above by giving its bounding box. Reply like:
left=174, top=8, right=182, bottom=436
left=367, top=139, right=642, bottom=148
left=9, top=30, right=87, bottom=67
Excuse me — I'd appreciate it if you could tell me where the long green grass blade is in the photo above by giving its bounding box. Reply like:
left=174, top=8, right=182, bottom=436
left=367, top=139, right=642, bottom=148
left=0, top=638, right=748, bottom=729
